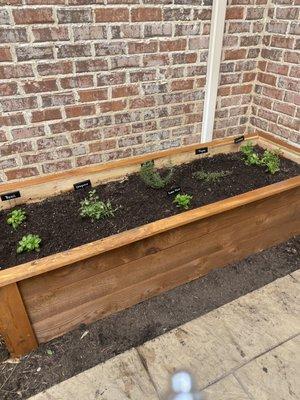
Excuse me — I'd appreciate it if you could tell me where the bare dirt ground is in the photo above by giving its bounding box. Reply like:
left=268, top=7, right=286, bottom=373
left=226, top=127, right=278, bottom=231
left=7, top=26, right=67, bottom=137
left=0, top=236, right=299, bottom=399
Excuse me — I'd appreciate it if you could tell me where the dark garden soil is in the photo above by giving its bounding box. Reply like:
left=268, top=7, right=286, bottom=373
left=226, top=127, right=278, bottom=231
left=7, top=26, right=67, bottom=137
left=0, top=236, right=299, bottom=399
left=0, top=147, right=299, bottom=270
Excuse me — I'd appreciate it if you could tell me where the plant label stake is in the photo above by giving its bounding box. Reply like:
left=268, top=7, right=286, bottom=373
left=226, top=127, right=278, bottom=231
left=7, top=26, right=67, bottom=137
left=195, top=147, right=208, bottom=155
left=73, top=180, right=92, bottom=191
left=1, top=191, right=21, bottom=201
left=167, top=187, right=181, bottom=196
left=234, top=135, right=245, bottom=144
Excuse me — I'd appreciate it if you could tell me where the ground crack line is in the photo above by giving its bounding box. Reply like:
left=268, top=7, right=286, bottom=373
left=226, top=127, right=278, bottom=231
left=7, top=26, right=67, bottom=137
left=136, top=347, right=162, bottom=400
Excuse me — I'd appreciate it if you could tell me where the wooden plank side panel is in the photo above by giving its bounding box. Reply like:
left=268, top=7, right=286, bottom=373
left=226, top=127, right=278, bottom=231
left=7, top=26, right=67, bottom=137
left=32, top=211, right=300, bottom=344
left=19, top=187, right=300, bottom=325
left=0, top=283, right=37, bottom=357
left=20, top=186, right=297, bottom=303
left=22, top=187, right=300, bottom=343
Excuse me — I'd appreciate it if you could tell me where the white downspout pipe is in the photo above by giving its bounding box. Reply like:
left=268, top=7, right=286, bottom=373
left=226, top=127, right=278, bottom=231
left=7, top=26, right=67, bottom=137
left=201, top=0, right=227, bottom=143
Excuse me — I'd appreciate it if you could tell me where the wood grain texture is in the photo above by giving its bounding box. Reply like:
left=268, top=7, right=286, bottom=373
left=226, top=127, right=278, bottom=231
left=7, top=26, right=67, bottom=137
left=19, top=188, right=298, bottom=320
left=19, top=187, right=300, bottom=343
left=0, top=283, right=37, bottom=357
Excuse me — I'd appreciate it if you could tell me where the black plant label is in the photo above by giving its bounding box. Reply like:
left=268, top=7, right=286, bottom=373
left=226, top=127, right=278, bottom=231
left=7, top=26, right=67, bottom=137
left=1, top=191, right=21, bottom=201
left=73, top=180, right=92, bottom=191
left=234, top=135, right=245, bottom=144
left=167, top=187, right=181, bottom=196
left=195, top=147, right=208, bottom=155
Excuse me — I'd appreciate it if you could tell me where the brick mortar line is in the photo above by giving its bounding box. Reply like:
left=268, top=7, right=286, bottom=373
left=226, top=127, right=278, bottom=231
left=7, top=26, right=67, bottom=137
left=251, top=113, right=298, bottom=130
left=0, top=119, right=203, bottom=150
left=3, top=129, right=204, bottom=165
left=245, top=0, right=273, bottom=134
left=1, top=117, right=203, bottom=145
left=1, top=2, right=299, bottom=181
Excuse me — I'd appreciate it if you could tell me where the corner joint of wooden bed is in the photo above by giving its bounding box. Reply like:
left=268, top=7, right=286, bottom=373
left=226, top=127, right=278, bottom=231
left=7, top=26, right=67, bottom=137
left=0, top=283, right=38, bottom=358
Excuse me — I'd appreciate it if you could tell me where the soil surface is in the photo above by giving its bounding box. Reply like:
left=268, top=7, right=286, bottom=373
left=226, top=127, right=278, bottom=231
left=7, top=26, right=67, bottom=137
left=0, top=236, right=299, bottom=399
left=0, top=147, right=299, bottom=269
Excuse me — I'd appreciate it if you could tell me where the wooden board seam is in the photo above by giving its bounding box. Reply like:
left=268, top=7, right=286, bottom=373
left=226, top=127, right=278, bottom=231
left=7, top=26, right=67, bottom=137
left=31, top=212, right=299, bottom=343
left=23, top=196, right=299, bottom=324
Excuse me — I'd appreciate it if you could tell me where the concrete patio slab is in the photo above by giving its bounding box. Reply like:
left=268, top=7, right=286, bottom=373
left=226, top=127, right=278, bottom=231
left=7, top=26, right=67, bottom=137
left=30, top=271, right=300, bottom=400
left=30, top=349, right=159, bottom=400
left=138, top=273, right=300, bottom=396
left=291, top=269, right=300, bottom=281
left=202, top=375, right=250, bottom=400
left=235, top=335, right=300, bottom=400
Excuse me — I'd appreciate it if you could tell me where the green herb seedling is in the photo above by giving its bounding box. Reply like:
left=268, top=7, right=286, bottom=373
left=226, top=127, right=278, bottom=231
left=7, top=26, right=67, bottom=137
left=7, top=208, right=26, bottom=230
left=260, top=150, right=280, bottom=174
left=17, top=234, right=42, bottom=254
left=241, top=142, right=281, bottom=174
left=80, top=189, right=117, bottom=221
left=140, top=160, right=173, bottom=189
left=193, top=170, right=231, bottom=183
left=240, top=141, right=261, bottom=166
left=173, top=194, right=193, bottom=210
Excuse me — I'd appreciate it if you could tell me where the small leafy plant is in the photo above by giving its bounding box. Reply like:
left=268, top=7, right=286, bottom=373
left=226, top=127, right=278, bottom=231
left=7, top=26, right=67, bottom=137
left=7, top=208, right=26, bottom=230
left=140, top=161, right=173, bottom=189
left=17, top=234, right=41, bottom=254
left=80, top=189, right=117, bottom=221
left=261, top=150, right=280, bottom=174
left=240, top=142, right=280, bottom=174
left=193, top=170, right=231, bottom=183
left=240, top=142, right=261, bottom=166
left=173, top=194, right=193, bottom=210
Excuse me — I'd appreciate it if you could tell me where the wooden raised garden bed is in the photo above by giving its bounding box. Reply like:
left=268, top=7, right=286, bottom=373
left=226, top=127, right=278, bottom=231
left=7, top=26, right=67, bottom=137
left=0, top=132, right=299, bottom=357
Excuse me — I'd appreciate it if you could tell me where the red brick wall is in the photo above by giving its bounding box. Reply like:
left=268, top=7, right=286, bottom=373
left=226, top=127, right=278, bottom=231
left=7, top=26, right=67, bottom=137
left=0, top=1, right=298, bottom=182
left=214, top=0, right=268, bottom=139
left=250, top=0, right=300, bottom=144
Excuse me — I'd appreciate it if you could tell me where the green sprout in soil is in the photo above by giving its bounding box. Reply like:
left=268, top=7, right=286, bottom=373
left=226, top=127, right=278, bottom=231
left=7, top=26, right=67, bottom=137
left=173, top=193, right=193, bottom=210
left=17, top=234, right=41, bottom=254
left=80, top=189, right=117, bottom=221
left=240, top=142, right=261, bottom=166
left=240, top=142, right=281, bottom=174
left=7, top=208, right=26, bottom=230
left=260, top=150, right=281, bottom=174
left=140, top=160, right=173, bottom=189
left=193, top=170, right=232, bottom=183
